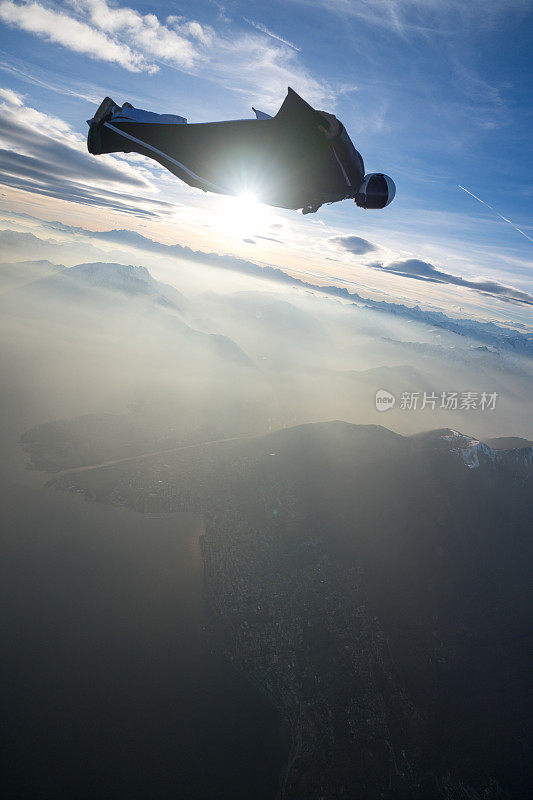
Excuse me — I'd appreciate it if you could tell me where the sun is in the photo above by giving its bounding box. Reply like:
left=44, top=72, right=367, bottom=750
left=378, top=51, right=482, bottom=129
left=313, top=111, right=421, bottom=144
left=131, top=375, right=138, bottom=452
left=214, top=191, right=273, bottom=239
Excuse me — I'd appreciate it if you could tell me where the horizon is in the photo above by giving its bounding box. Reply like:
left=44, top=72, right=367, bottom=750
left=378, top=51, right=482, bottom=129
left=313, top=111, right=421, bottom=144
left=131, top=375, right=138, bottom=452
left=1, top=0, right=532, bottom=326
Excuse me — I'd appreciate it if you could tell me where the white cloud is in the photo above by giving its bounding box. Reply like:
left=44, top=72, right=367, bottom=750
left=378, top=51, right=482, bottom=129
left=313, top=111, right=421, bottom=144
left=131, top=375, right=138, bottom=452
left=166, top=16, right=214, bottom=46
left=1, top=96, right=75, bottom=143
left=328, top=234, right=378, bottom=255
left=0, top=1, right=330, bottom=108
left=0, top=1, right=154, bottom=72
left=69, top=0, right=202, bottom=65
left=0, top=0, right=204, bottom=73
left=0, top=86, right=23, bottom=106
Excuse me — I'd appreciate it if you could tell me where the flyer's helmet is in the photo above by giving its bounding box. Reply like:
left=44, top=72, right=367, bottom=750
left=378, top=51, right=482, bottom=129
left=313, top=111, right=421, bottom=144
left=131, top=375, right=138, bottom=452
left=355, top=173, right=396, bottom=209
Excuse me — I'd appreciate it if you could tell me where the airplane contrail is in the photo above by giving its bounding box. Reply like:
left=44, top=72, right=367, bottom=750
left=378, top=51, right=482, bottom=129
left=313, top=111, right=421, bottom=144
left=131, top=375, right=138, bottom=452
left=458, top=184, right=533, bottom=243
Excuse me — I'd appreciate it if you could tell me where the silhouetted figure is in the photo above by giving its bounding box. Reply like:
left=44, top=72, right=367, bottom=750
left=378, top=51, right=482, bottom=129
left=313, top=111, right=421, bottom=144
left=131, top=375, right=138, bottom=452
left=87, top=87, right=395, bottom=214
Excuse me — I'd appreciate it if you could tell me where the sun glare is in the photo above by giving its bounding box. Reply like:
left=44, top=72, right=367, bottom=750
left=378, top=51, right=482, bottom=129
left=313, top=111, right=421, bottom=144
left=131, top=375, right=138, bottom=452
left=215, top=192, right=273, bottom=239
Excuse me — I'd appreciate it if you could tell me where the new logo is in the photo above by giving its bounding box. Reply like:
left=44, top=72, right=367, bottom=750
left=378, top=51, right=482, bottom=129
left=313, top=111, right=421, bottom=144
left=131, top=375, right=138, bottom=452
left=375, top=389, right=396, bottom=411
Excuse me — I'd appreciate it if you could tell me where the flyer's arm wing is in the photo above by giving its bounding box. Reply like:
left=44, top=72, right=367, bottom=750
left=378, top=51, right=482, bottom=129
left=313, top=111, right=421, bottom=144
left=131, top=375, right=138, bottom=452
left=329, top=123, right=365, bottom=193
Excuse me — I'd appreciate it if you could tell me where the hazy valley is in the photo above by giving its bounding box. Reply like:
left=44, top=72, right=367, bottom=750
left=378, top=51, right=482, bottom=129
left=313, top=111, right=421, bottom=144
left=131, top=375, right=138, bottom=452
left=2, top=227, right=532, bottom=799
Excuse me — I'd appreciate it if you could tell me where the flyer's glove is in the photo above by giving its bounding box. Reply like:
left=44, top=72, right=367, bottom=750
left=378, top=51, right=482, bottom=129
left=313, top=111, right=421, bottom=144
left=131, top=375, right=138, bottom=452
left=317, top=111, right=341, bottom=140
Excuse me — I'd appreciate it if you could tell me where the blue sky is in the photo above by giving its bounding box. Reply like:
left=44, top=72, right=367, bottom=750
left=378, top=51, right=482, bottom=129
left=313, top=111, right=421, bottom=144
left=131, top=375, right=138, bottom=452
left=0, top=0, right=532, bottom=323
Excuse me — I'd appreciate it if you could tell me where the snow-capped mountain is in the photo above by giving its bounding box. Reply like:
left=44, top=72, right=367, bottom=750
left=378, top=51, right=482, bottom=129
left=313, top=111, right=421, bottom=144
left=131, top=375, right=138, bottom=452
left=14, top=261, right=188, bottom=312
left=61, top=262, right=188, bottom=310
left=360, top=300, right=533, bottom=355
left=381, top=337, right=529, bottom=376
left=68, top=262, right=153, bottom=291
left=417, top=427, right=533, bottom=476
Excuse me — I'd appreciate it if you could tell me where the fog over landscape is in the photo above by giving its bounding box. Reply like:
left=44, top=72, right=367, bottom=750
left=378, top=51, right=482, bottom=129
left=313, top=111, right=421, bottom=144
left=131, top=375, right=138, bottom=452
left=2, top=211, right=532, bottom=452
left=1, top=211, right=532, bottom=798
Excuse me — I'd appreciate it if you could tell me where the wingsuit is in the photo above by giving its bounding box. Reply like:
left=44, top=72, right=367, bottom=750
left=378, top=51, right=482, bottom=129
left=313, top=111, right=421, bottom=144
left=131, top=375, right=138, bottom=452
left=87, top=87, right=395, bottom=214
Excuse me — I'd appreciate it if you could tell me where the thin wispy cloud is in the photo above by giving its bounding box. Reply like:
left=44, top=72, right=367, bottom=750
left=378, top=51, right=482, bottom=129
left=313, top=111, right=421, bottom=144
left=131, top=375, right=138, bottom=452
left=207, top=33, right=331, bottom=108
left=0, top=59, right=102, bottom=103
left=287, top=0, right=532, bottom=36
left=243, top=18, right=301, bottom=51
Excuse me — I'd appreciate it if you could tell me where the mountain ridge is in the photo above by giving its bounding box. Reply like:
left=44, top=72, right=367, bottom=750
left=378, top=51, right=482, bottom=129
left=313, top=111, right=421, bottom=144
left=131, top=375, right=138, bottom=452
left=45, top=416, right=533, bottom=799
